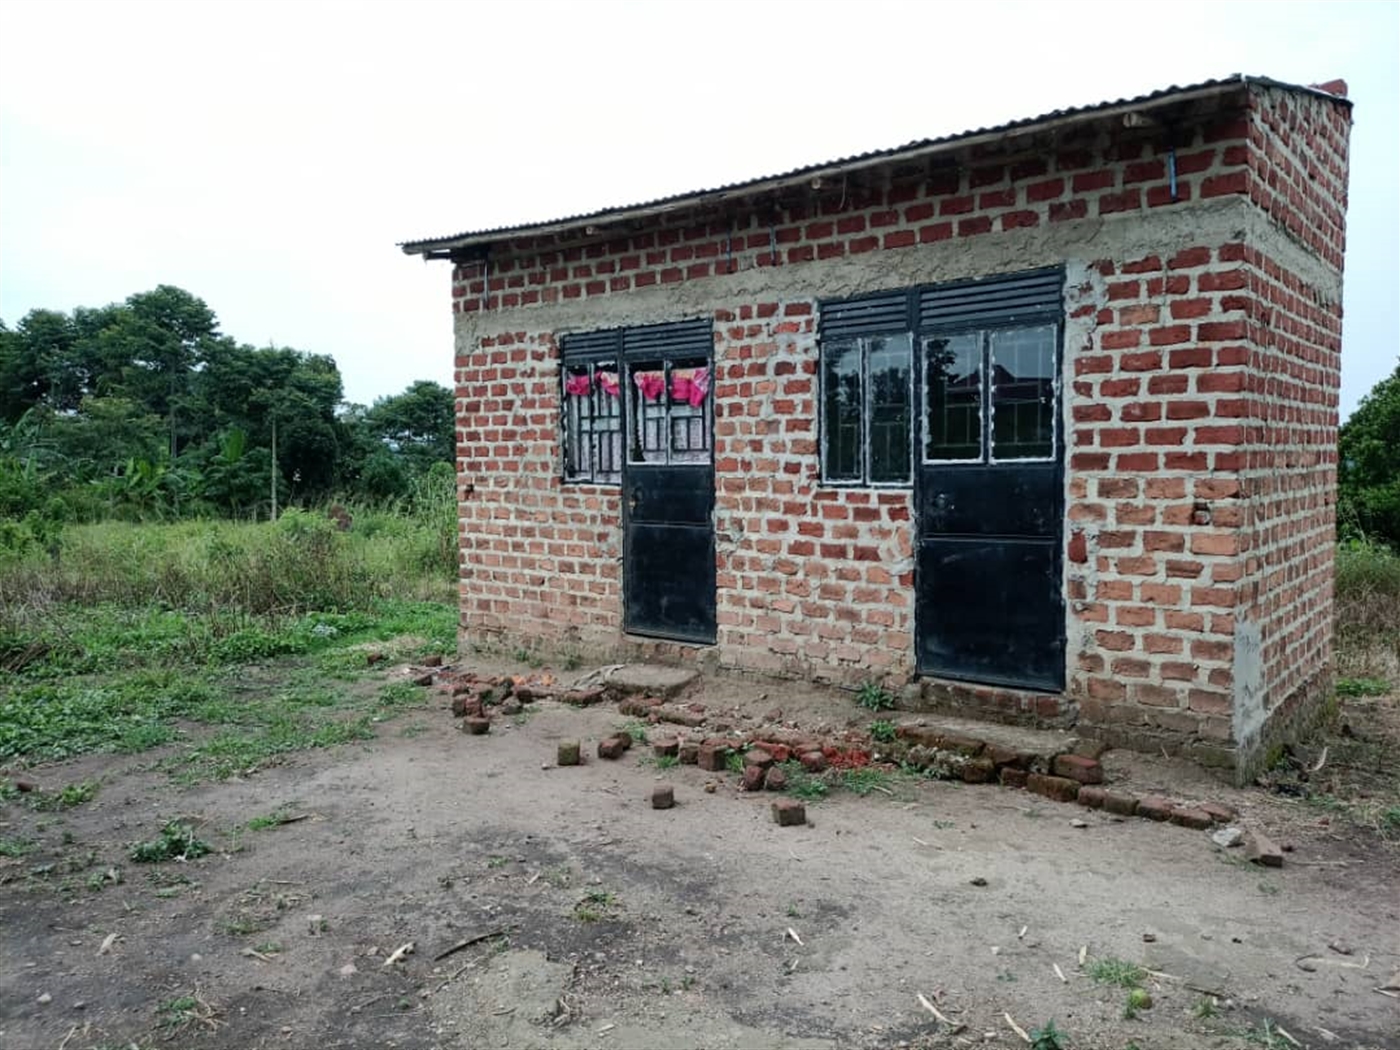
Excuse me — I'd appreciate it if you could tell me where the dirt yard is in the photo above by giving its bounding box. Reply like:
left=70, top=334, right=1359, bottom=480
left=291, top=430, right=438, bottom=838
left=2, top=654, right=1397, bottom=1050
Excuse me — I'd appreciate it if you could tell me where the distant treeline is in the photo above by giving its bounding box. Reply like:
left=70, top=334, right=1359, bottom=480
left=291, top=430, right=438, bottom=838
left=0, top=285, right=453, bottom=532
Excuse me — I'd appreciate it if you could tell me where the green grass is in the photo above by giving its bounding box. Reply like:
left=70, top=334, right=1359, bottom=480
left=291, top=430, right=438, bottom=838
left=841, top=768, right=893, bottom=796
left=777, top=761, right=829, bottom=801
left=856, top=681, right=896, bottom=711
left=1028, top=1020, right=1068, bottom=1050
left=653, top=754, right=679, bottom=770
left=1087, top=957, right=1145, bottom=988
left=1336, top=676, right=1390, bottom=697
left=246, top=810, right=298, bottom=831
left=130, top=822, right=210, bottom=863
left=868, top=720, right=897, bottom=743
left=0, top=527, right=454, bottom=780
left=0, top=835, right=37, bottom=857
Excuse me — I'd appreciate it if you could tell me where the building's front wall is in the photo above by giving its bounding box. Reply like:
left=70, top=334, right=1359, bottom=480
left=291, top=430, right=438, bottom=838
left=450, top=85, right=1349, bottom=777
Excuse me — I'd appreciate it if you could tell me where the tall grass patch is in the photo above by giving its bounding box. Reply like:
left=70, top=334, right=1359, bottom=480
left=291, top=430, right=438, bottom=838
left=1334, top=540, right=1400, bottom=681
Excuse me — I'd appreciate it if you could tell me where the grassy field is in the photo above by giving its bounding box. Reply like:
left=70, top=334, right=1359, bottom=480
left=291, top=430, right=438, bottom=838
left=1, top=519, right=1397, bottom=832
left=0, top=505, right=458, bottom=783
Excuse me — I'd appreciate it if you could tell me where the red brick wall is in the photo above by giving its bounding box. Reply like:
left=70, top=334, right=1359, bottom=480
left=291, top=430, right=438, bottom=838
left=448, top=82, right=1350, bottom=773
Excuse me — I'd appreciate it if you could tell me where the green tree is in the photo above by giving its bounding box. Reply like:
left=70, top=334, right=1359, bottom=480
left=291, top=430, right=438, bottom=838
left=365, top=380, right=455, bottom=472
left=1339, top=363, right=1400, bottom=548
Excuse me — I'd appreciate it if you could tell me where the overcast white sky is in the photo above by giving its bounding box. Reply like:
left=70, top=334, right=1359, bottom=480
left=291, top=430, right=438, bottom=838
left=1, top=0, right=1395, bottom=414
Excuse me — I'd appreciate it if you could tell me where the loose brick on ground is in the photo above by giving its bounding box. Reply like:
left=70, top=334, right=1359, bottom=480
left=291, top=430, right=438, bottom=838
left=1201, top=801, right=1238, bottom=823
left=741, top=764, right=767, bottom=792
left=999, top=767, right=1029, bottom=788
left=652, top=736, right=680, bottom=757
left=1245, top=830, right=1284, bottom=867
left=679, top=742, right=700, bottom=765
left=1052, top=754, right=1105, bottom=784
left=597, top=737, right=627, bottom=760
left=799, top=751, right=827, bottom=772
left=463, top=717, right=490, bottom=736
left=1137, top=795, right=1175, bottom=821
left=697, top=742, right=727, bottom=772
left=1027, top=773, right=1080, bottom=803
left=1170, top=806, right=1214, bottom=830
left=1102, top=792, right=1140, bottom=817
left=1077, top=786, right=1108, bottom=809
left=557, top=740, right=581, bottom=766
left=765, top=766, right=789, bottom=792
left=744, top=748, right=775, bottom=770
left=651, top=786, right=675, bottom=810
left=772, top=799, right=806, bottom=826
left=961, top=757, right=996, bottom=783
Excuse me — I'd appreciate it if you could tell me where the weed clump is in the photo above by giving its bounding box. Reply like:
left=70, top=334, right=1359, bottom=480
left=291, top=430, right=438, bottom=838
left=130, top=822, right=211, bottom=863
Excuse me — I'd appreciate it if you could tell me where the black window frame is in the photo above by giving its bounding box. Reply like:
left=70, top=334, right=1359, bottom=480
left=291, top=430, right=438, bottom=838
left=558, top=320, right=713, bottom=485
left=818, top=267, right=1064, bottom=486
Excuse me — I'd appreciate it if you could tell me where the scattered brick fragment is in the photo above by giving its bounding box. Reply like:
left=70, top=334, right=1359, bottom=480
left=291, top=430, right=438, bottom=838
left=1052, top=753, right=1104, bottom=784
left=1137, top=795, right=1175, bottom=821
left=597, top=737, right=627, bottom=760
left=772, top=799, right=806, bottom=826
left=1027, top=773, right=1080, bottom=803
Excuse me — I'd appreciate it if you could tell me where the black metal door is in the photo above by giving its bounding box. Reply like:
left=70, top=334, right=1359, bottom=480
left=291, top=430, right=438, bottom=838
left=621, top=320, right=716, bottom=644
left=914, top=272, right=1064, bottom=690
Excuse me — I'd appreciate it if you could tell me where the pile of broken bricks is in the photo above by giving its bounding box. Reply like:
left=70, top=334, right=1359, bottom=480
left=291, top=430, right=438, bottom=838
left=441, top=667, right=1283, bottom=859
left=554, top=728, right=813, bottom=828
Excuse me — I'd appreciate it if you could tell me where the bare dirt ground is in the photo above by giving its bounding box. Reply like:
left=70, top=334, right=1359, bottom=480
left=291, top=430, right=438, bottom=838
left=2, top=654, right=1397, bottom=1050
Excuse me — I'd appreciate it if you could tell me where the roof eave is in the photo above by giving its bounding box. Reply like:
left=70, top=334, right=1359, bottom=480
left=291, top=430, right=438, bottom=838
left=400, top=75, right=1346, bottom=258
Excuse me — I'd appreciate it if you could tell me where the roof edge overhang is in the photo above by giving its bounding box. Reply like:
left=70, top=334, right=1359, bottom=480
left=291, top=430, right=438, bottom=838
left=399, top=75, right=1350, bottom=260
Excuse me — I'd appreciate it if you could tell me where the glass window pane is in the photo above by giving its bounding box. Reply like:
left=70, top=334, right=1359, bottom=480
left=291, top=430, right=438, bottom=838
left=628, top=362, right=667, bottom=464
left=562, top=362, right=593, bottom=478
left=990, top=324, right=1056, bottom=460
left=924, top=334, right=982, bottom=461
left=822, top=342, right=862, bottom=481
left=562, top=360, right=622, bottom=483
left=667, top=357, right=710, bottom=464
left=868, top=334, right=912, bottom=483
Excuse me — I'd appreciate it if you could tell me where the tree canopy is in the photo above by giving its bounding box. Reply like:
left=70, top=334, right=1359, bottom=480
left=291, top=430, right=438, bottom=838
left=1339, top=362, right=1400, bottom=548
left=0, top=286, right=453, bottom=523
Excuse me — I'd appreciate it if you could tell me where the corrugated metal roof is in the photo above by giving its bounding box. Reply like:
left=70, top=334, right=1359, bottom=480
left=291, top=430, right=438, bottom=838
left=399, top=74, right=1346, bottom=256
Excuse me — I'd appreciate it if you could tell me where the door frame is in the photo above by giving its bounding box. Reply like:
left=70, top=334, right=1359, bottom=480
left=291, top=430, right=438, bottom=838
left=617, top=320, right=717, bottom=644
left=912, top=313, right=1067, bottom=691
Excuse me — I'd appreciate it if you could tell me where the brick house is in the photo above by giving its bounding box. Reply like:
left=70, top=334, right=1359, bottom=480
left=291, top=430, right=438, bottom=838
left=401, top=75, right=1352, bottom=781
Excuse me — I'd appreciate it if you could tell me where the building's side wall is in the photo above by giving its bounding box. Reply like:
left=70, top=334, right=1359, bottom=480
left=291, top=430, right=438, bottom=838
left=449, top=98, right=1321, bottom=748
left=1228, top=85, right=1351, bottom=777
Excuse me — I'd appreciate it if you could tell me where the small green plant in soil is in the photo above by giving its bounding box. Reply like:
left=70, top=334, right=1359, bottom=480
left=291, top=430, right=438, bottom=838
left=778, top=761, right=829, bottom=801
left=1336, top=677, right=1389, bottom=697
left=574, top=888, right=616, bottom=922
left=246, top=810, right=298, bottom=831
left=621, top=720, right=649, bottom=745
left=1029, top=1019, right=1068, bottom=1050
left=856, top=681, right=895, bottom=711
left=1122, top=987, right=1152, bottom=1019
left=130, top=822, right=210, bottom=863
left=1195, top=996, right=1219, bottom=1019
left=724, top=749, right=745, bottom=774
left=1088, top=957, right=1145, bottom=988
left=654, top=754, right=679, bottom=770
left=1240, top=1019, right=1292, bottom=1048
left=868, top=720, right=897, bottom=743
left=841, top=768, right=892, bottom=796
left=0, top=835, right=37, bottom=857
left=221, top=915, right=263, bottom=936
